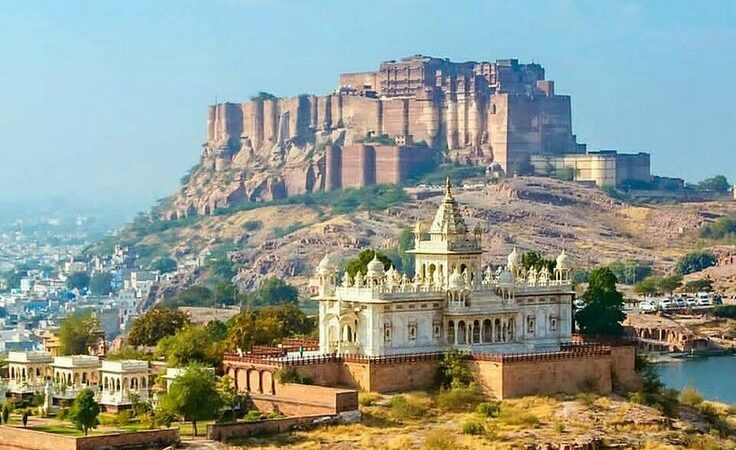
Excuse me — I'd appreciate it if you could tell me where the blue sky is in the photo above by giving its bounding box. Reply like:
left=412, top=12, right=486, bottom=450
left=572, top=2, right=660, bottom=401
left=0, top=0, right=734, bottom=213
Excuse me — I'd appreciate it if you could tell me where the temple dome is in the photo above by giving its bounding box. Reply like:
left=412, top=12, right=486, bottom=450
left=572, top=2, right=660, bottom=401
left=507, top=246, right=521, bottom=270
left=366, top=253, right=385, bottom=277
left=316, top=254, right=337, bottom=275
left=499, top=269, right=514, bottom=284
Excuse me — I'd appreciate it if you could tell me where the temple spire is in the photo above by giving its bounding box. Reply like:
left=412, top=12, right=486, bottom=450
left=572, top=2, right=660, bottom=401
left=445, top=177, right=453, bottom=198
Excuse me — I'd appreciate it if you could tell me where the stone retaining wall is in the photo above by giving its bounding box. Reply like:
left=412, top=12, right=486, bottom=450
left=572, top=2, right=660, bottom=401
left=0, top=426, right=179, bottom=450
left=206, top=414, right=332, bottom=442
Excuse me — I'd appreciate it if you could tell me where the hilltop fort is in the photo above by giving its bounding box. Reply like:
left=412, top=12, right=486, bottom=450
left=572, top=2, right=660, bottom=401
left=168, top=55, right=652, bottom=218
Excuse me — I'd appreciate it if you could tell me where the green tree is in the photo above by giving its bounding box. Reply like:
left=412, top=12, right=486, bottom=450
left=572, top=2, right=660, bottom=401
left=226, top=304, right=314, bottom=351
left=683, top=278, right=714, bottom=293
left=151, top=257, right=177, bottom=274
left=205, top=320, right=229, bottom=342
left=89, top=272, right=113, bottom=296
left=675, top=251, right=717, bottom=275
left=66, top=272, right=90, bottom=291
left=700, top=216, right=736, bottom=240
left=240, top=277, right=299, bottom=308
left=657, top=275, right=682, bottom=294
left=216, top=375, right=240, bottom=422
left=435, top=349, right=472, bottom=389
left=162, top=285, right=214, bottom=308
left=2, top=402, right=11, bottom=424
left=521, top=251, right=556, bottom=273
left=634, top=276, right=659, bottom=296
left=697, top=175, right=731, bottom=194
left=214, top=280, right=238, bottom=306
left=344, top=249, right=391, bottom=277
left=575, top=267, right=625, bottom=336
left=155, top=326, right=222, bottom=367
left=158, top=364, right=222, bottom=437
left=59, top=310, right=98, bottom=355
left=68, top=388, right=100, bottom=436
left=127, top=307, right=191, bottom=347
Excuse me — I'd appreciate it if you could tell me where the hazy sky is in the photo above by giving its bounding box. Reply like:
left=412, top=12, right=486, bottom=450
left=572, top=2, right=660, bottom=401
left=1, top=0, right=734, bottom=214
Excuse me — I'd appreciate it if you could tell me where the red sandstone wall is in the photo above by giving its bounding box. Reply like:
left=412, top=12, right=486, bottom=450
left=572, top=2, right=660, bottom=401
left=500, top=355, right=612, bottom=398
left=367, top=359, right=438, bottom=392
left=0, top=427, right=75, bottom=450
left=340, top=145, right=375, bottom=188
left=610, top=345, right=642, bottom=391
left=470, top=360, right=504, bottom=398
left=374, top=145, right=400, bottom=184
left=0, top=427, right=179, bottom=450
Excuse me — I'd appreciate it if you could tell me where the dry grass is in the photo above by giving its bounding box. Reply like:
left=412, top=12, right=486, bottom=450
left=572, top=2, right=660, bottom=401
left=229, top=394, right=736, bottom=450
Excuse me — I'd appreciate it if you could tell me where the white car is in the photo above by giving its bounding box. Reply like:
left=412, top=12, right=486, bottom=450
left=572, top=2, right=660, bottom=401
left=675, top=297, right=686, bottom=308
left=697, top=297, right=712, bottom=307
left=640, top=300, right=657, bottom=312
left=659, top=298, right=675, bottom=310
left=686, top=298, right=698, bottom=307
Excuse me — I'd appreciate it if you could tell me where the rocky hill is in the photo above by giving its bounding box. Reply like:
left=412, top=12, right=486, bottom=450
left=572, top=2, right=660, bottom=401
left=101, top=176, right=736, bottom=300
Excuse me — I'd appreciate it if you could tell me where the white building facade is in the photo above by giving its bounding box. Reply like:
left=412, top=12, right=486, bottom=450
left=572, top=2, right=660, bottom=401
left=314, top=179, right=575, bottom=357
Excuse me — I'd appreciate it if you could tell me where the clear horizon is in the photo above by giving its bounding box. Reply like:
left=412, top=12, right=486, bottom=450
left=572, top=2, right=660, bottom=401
left=1, top=0, right=734, bottom=214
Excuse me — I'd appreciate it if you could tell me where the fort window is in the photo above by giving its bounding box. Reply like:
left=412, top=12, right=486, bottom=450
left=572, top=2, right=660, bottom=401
left=384, top=322, right=392, bottom=344
left=433, top=321, right=441, bottom=339
left=549, top=315, right=558, bottom=332
left=527, top=316, right=536, bottom=334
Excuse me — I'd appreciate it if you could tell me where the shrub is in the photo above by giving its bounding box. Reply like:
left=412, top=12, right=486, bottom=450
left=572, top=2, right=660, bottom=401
left=461, top=418, right=485, bottom=435
left=388, top=395, right=429, bottom=420
left=116, top=409, right=132, bottom=428
left=275, top=368, right=313, bottom=385
left=476, top=401, right=501, bottom=418
left=498, top=405, right=540, bottom=428
left=675, top=251, right=717, bottom=275
left=713, top=305, right=736, bottom=319
left=435, top=349, right=473, bottom=390
left=359, top=393, right=379, bottom=407
left=553, top=421, right=566, bottom=433
left=680, top=386, right=704, bottom=407
left=435, top=384, right=483, bottom=412
left=242, top=220, right=262, bottom=232
left=243, top=410, right=263, bottom=422
left=423, top=430, right=457, bottom=450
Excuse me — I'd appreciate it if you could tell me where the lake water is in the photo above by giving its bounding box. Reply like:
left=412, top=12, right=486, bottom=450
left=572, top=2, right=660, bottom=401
left=656, top=355, right=736, bottom=404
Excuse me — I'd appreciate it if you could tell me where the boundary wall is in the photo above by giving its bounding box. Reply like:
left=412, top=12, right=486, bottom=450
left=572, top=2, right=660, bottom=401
left=0, top=427, right=179, bottom=450
left=222, top=343, right=640, bottom=397
left=206, top=414, right=333, bottom=442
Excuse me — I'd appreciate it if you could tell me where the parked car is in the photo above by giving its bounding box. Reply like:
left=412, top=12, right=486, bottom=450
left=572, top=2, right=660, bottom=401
left=675, top=297, right=686, bottom=308
left=659, top=298, right=675, bottom=310
left=640, top=300, right=657, bottom=313
left=686, top=297, right=698, bottom=307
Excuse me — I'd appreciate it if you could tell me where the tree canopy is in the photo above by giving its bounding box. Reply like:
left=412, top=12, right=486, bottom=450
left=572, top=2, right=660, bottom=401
left=66, top=271, right=90, bottom=291
left=345, top=249, right=392, bottom=277
left=155, top=325, right=224, bottom=367
left=240, top=277, right=299, bottom=308
left=520, top=251, right=556, bottom=273
left=158, top=364, right=222, bottom=436
left=68, top=388, right=100, bottom=436
left=696, top=175, right=731, bottom=194
left=89, top=272, right=113, bottom=296
left=634, top=275, right=682, bottom=296
left=150, top=257, right=178, bottom=274
left=214, top=280, right=239, bottom=306
left=59, top=310, right=98, bottom=355
left=127, top=307, right=191, bottom=347
left=575, top=267, right=626, bottom=336
left=675, top=251, right=717, bottom=275
left=226, top=304, right=315, bottom=351
left=161, top=285, right=214, bottom=308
